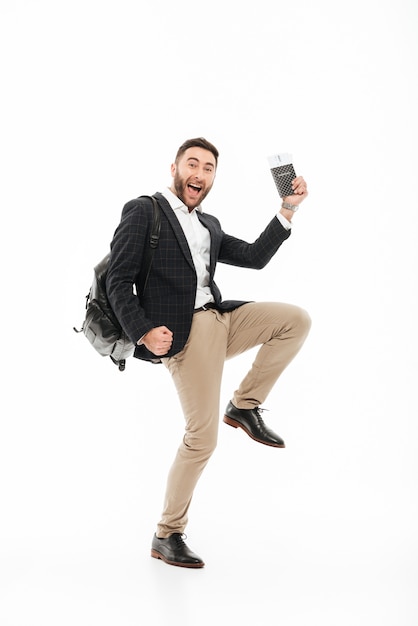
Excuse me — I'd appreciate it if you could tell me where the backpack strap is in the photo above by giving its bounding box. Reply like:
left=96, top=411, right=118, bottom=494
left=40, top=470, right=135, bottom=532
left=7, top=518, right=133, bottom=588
left=137, top=195, right=161, bottom=297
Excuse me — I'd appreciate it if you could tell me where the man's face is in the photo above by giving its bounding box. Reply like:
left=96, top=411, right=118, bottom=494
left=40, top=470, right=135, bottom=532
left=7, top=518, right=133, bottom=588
left=170, top=147, right=217, bottom=210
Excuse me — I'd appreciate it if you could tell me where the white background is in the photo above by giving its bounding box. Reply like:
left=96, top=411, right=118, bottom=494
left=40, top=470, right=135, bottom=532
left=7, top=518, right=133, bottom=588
left=1, top=1, right=417, bottom=624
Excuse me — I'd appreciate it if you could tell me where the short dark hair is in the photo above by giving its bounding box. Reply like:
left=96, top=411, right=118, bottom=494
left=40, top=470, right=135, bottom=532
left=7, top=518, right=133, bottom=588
left=175, top=137, right=219, bottom=165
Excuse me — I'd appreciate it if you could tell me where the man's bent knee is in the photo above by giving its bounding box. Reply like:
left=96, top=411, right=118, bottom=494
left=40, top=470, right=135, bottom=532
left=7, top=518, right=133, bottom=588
left=296, top=306, right=312, bottom=336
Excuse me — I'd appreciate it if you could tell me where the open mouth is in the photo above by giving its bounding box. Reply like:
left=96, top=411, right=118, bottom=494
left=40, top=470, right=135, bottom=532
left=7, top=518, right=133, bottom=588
left=187, top=183, right=202, bottom=197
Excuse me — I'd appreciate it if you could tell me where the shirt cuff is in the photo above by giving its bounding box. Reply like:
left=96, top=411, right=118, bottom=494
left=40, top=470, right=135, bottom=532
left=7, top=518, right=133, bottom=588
left=276, top=213, right=292, bottom=230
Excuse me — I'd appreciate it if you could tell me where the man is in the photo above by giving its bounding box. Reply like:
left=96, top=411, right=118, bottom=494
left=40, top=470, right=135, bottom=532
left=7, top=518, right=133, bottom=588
left=106, top=137, right=311, bottom=568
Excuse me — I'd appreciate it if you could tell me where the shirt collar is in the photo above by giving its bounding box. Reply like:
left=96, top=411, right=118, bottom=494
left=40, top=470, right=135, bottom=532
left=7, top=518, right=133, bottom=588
left=161, top=186, right=203, bottom=214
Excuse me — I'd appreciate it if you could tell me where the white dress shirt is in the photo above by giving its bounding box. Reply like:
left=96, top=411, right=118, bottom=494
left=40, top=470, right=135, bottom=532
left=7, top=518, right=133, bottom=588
left=161, top=187, right=215, bottom=309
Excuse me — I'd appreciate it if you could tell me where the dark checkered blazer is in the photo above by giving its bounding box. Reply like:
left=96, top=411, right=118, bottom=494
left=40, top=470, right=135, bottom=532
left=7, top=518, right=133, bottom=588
left=106, top=192, right=291, bottom=362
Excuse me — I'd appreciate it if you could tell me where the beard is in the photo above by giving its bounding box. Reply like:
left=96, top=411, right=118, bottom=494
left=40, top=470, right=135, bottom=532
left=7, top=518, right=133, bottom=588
left=173, top=171, right=212, bottom=209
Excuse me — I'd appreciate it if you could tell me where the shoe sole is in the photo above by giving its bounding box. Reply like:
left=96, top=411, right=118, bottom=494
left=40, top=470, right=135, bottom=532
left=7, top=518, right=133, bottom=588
left=223, top=415, right=285, bottom=448
left=151, top=549, right=205, bottom=568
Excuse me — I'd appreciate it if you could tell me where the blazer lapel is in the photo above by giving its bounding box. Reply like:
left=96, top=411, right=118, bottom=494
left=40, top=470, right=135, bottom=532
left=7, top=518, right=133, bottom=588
left=197, top=212, right=220, bottom=276
left=154, top=192, right=194, bottom=270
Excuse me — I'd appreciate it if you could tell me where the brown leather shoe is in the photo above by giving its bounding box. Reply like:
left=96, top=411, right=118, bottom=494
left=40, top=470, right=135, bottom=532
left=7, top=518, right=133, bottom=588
left=151, top=533, right=205, bottom=568
left=223, top=401, right=285, bottom=448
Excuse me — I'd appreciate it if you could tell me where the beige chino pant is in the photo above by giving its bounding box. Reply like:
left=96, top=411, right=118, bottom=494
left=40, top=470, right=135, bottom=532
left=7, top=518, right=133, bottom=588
left=158, top=301, right=311, bottom=537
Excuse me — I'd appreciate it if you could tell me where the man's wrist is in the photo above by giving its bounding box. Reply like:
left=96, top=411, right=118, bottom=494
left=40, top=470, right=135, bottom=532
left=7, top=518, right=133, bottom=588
left=279, top=201, right=299, bottom=224
left=281, top=201, right=298, bottom=212
left=137, top=333, right=146, bottom=346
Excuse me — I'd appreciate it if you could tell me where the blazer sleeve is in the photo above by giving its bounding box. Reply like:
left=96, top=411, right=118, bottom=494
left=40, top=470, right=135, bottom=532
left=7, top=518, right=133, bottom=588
left=218, top=216, right=291, bottom=269
left=106, top=198, right=156, bottom=344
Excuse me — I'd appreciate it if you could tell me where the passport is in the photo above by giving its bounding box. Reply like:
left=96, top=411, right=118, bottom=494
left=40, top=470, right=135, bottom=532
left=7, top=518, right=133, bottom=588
left=268, top=153, right=296, bottom=198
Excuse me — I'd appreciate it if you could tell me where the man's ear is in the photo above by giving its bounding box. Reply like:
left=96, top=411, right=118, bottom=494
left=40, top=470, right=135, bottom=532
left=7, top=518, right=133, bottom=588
left=170, top=162, right=176, bottom=177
